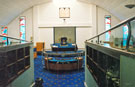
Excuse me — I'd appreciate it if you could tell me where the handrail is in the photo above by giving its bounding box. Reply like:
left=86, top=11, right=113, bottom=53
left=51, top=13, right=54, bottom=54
left=0, top=35, right=30, bottom=46
left=0, top=35, right=29, bottom=42
left=86, top=16, right=135, bottom=42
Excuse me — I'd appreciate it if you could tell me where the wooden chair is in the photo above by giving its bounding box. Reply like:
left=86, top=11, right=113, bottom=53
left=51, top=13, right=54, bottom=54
left=36, top=42, right=45, bottom=52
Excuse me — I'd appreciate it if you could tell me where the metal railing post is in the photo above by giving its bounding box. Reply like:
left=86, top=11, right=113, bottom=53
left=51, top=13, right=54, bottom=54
left=7, top=37, right=9, bottom=46
left=126, top=22, right=131, bottom=50
left=97, top=35, right=99, bottom=44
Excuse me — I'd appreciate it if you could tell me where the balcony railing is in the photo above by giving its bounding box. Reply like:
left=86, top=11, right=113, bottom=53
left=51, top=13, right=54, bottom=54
left=86, top=16, right=135, bottom=52
left=0, top=35, right=29, bottom=47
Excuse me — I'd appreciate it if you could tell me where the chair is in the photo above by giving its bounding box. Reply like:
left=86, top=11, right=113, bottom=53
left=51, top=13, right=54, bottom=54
left=36, top=42, right=45, bottom=52
left=61, top=37, right=67, bottom=45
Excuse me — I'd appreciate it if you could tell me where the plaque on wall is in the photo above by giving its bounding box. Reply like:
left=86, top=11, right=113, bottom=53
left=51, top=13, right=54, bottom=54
left=59, top=7, right=70, bottom=18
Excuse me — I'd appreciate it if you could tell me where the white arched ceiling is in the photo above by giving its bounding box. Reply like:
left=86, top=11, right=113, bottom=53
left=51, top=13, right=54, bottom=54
left=79, top=0, right=135, bottom=20
left=0, top=0, right=135, bottom=25
left=0, top=0, right=51, bottom=25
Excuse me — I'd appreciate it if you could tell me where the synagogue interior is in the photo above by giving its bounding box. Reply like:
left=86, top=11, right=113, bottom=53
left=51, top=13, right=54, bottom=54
left=0, top=0, right=135, bottom=87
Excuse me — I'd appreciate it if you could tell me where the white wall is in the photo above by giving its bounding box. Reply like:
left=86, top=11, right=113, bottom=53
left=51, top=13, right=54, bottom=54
left=39, top=28, right=53, bottom=49
left=33, top=0, right=93, bottom=49
left=96, top=7, right=120, bottom=42
left=38, top=0, right=92, bottom=27
left=6, top=1, right=120, bottom=49
left=97, top=7, right=120, bottom=34
left=91, top=4, right=97, bottom=36
left=76, top=27, right=92, bottom=48
left=7, top=8, right=33, bottom=41
left=33, top=6, right=40, bottom=45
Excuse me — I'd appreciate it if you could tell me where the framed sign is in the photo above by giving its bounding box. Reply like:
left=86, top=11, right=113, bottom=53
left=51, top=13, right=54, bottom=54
left=59, top=7, right=70, bottom=18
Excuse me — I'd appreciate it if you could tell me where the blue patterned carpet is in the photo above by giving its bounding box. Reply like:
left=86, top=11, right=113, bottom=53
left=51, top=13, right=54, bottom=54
left=34, top=55, right=85, bottom=87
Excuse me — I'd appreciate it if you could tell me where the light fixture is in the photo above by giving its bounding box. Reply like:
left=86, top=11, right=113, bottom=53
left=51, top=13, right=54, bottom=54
left=125, top=4, right=135, bottom=9
left=125, top=0, right=135, bottom=9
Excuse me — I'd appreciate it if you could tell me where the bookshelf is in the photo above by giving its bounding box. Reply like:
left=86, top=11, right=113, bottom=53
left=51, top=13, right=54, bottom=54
left=0, top=44, right=30, bottom=86
left=86, top=43, right=120, bottom=87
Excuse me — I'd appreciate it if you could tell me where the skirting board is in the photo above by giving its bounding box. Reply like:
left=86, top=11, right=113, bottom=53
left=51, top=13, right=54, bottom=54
left=84, top=81, right=88, bottom=87
left=30, top=82, right=35, bottom=87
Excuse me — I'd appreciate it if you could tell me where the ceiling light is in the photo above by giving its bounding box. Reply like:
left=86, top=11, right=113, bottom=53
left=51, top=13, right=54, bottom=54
left=125, top=0, right=135, bottom=9
left=125, top=4, right=135, bottom=9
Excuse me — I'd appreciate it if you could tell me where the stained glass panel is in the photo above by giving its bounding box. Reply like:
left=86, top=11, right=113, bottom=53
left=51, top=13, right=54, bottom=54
left=1, top=27, right=8, bottom=45
left=123, top=24, right=128, bottom=46
left=105, top=16, right=111, bottom=41
left=20, top=17, right=26, bottom=43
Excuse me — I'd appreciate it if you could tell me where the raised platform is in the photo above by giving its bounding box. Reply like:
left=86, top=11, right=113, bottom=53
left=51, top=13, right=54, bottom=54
left=44, top=57, right=83, bottom=71
left=43, top=50, right=84, bottom=71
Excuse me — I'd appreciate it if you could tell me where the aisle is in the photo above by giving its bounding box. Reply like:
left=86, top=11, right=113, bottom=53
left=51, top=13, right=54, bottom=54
left=34, top=56, right=85, bottom=87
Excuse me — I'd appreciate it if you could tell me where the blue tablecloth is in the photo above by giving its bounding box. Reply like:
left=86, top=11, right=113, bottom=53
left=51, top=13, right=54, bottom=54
left=48, top=57, right=78, bottom=62
left=51, top=43, right=76, bottom=48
